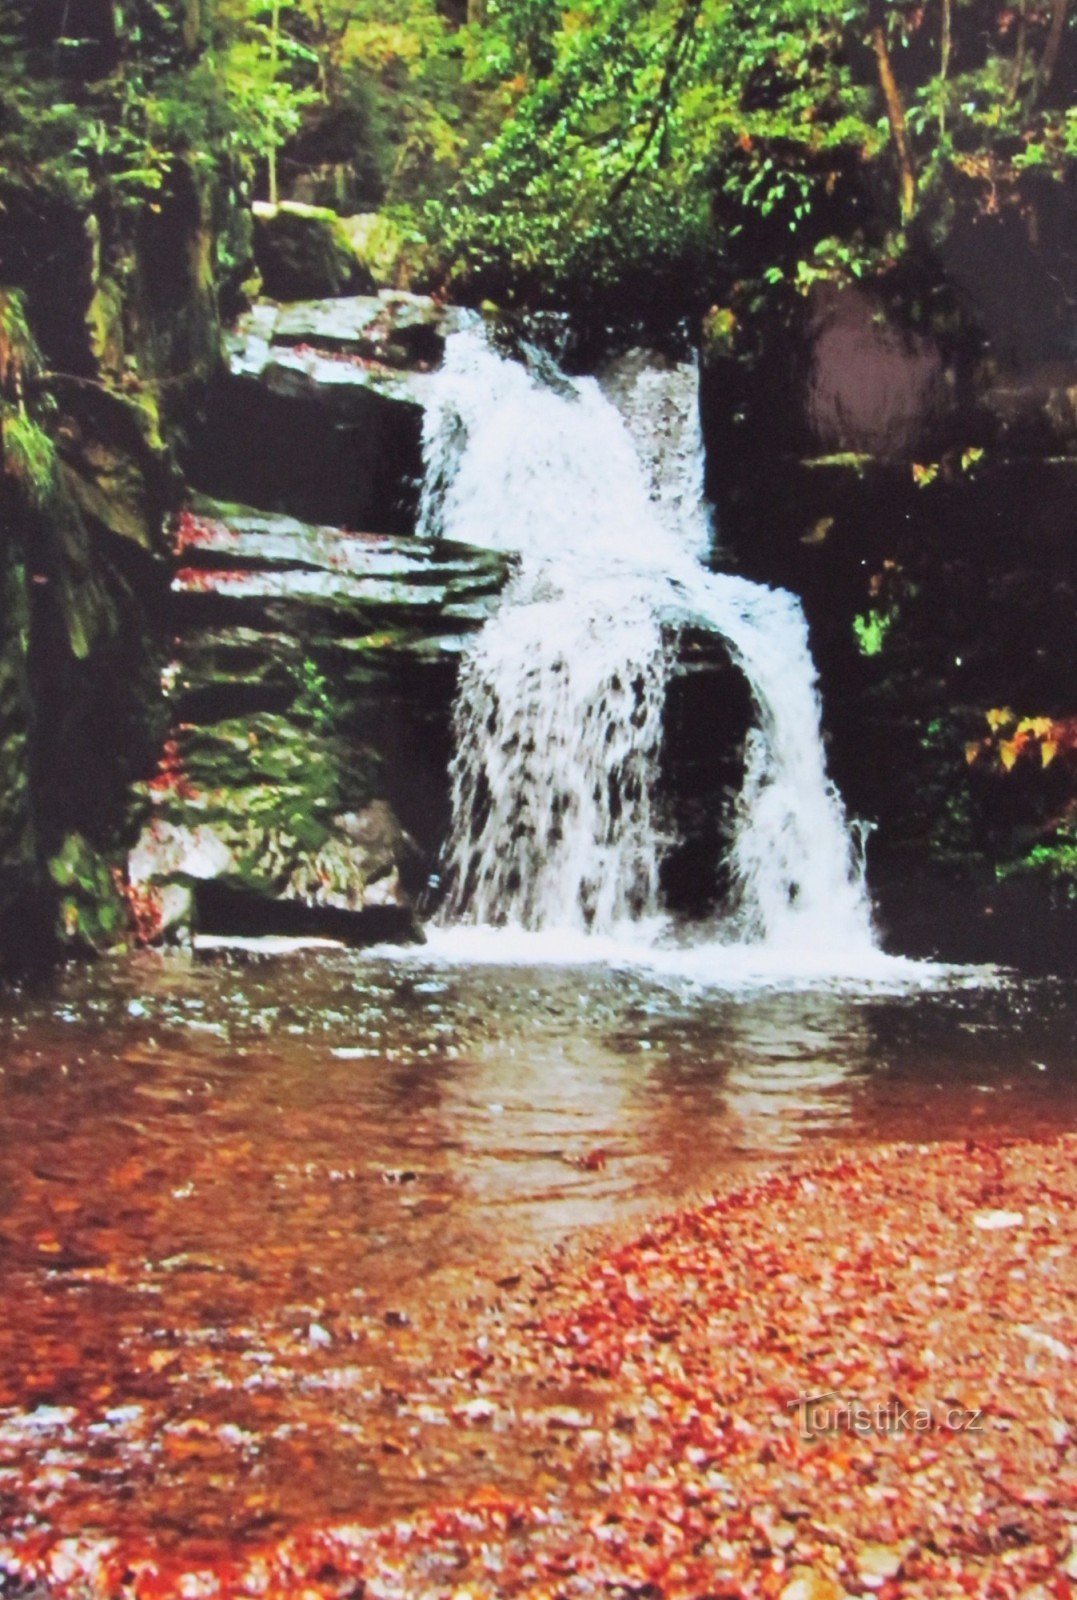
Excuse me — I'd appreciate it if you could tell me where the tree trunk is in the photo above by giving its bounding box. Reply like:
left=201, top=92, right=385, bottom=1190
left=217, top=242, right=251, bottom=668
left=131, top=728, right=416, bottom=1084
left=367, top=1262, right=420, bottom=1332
left=938, top=0, right=952, bottom=135
left=870, top=22, right=916, bottom=222
left=1034, top=0, right=1069, bottom=100
left=268, top=0, right=281, bottom=207
left=181, top=0, right=201, bottom=53
left=1006, top=0, right=1029, bottom=106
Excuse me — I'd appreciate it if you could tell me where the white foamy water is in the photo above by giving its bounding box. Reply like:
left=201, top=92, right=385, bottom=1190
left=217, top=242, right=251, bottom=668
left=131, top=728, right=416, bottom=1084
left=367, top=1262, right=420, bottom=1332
left=417, top=328, right=882, bottom=976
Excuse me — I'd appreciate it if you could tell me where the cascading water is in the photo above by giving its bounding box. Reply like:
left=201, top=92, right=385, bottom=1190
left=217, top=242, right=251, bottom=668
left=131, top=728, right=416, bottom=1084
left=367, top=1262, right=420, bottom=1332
left=418, top=326, right=876, bottom=965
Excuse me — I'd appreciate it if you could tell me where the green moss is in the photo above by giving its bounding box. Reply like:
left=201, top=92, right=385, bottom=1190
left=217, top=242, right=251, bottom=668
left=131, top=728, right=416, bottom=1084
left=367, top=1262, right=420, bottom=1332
left=0, top=410, right=57, bottom=508
left=85, top=275, right=126, bottom=376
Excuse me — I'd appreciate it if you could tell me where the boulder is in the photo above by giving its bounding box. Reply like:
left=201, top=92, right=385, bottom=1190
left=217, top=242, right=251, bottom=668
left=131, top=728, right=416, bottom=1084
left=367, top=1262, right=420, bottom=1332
left=252, top=201, right=376, bottom=301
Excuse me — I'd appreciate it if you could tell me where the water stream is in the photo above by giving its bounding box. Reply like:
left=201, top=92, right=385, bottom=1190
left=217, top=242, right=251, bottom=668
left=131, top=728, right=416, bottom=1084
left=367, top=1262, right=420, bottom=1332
left=2, top=329, right=1072, bottom=1569
left=418, top=330, right=874, bottom=969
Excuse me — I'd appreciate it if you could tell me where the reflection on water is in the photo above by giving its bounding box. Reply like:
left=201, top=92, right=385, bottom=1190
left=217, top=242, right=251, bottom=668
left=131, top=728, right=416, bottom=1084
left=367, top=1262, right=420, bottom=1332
left=0, top=949, right=1073, bottom=1547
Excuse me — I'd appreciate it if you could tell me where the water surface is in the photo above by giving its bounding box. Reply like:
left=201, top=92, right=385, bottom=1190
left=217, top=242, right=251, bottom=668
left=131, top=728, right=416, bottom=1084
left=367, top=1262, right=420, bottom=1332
left=0, top=948, right=1073, bottom=1552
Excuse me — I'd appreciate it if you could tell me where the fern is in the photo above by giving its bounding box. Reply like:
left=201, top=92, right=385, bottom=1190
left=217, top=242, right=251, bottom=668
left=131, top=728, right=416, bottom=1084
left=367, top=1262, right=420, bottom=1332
left=1, top=407, right=57, bottom=508
left=0, top=289, right=42, bottom=400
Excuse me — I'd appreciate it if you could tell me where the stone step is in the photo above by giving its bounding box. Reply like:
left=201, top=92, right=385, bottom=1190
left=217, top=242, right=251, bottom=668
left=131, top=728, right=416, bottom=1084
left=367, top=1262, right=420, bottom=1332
left=199, top=309, right=432, bottom=529
left=272, top=292, right=469, bottom=368
left=169, top=498, right=510, bottom=635
left=176, top=499, right=507, bottom=584
left=226, top=295, right=450, bottom=392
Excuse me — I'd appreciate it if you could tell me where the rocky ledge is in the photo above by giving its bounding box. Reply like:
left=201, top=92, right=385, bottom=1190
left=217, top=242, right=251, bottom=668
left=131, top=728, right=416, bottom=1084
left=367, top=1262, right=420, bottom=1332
left=191, top=291, right=469, bottom=531
left=127, top=497, right=510, bottom=945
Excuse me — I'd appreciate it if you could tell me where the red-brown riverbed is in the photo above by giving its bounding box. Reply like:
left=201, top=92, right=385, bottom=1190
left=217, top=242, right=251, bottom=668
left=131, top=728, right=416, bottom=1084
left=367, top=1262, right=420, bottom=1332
left=0, top=947, right=1073, bottom=1591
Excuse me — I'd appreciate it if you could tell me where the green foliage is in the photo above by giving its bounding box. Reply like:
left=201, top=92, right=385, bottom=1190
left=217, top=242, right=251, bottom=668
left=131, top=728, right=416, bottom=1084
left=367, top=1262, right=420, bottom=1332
left=852, top=605, right=895, bottom=657
left=0, top=288, right=57, bottom=508
left=0, top=289, right=41, bottom=392
left=424, top=0, right=1075, bottom=304
left=47, top=832, right=126, bottom=951
left=294, top=655, right=335, bottom=731
left=0, top=411, right=57, bottom=509
left=999, top=825, right=1077, bottom=904
left=917, top=712, right=979, bottom=865
left=1, top=0, right=1072, bottom=313
left=0, top=1, right=309, bottom=210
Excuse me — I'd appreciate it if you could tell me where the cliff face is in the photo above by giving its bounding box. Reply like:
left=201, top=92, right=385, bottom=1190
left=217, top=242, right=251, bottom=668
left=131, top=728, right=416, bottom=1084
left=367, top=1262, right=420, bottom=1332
left=700, top=277, right=1077, bottom=970
left=0, top=161, right=230, bottom=965
left=0, top=165, right=515, bottom=962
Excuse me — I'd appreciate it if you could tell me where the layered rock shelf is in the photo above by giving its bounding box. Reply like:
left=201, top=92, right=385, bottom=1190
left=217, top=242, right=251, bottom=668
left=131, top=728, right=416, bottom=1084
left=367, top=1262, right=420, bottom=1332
left=128, top=496, right=508, bottom=944
left=127, top=291, right=511, bottom=945
left=191, top=291, right=467, bottom=531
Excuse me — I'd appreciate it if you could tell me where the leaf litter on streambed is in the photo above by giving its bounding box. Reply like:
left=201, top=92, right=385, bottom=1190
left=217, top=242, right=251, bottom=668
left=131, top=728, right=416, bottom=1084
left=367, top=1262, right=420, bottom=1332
left=1, top=1136, right=1075, bottom=1599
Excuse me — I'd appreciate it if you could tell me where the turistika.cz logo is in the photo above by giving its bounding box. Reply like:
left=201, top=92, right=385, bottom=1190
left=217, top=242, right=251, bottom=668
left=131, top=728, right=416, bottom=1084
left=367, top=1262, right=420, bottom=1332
left=788, top=1390, right=984, bottom=1439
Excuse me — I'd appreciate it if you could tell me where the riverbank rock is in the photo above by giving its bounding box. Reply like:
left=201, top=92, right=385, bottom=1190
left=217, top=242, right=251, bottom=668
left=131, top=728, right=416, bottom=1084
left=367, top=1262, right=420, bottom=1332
left=127, top=498, right=510, bottom=944
left=0, top=539, right=45, bottom=963
left=0, top=161, right=233, bottom=969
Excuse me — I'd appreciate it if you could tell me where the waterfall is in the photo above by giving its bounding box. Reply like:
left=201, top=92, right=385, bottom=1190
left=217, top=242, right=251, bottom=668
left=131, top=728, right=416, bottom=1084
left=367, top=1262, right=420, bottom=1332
left=418, top=328, right=875, bottom=962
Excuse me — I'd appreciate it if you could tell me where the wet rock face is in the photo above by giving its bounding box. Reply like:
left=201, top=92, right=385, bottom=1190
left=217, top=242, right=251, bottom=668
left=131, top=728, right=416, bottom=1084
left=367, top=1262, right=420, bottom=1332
left=0, top=159, right=234, bottom=968
left=704, top=423, right=1077, bottom=969
left=190, top=293, right=465, bottom=531
left=659, top=629, right=753, bottom=918
left=129, top=288, right=511, bottom=949
left=0, top=539, right=44, bottom=958
left=128, top=499, right=510, bottom=944
left=805, top=286, right=949, bottom=462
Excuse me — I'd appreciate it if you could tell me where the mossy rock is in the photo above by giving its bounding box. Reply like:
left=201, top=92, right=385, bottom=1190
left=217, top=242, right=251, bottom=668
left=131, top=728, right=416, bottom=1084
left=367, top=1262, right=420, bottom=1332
left=126, top=711, right=410, bottom=930
left=53, top=378, right=174, bottom=554
left=252, top=202, right=375, bottom=301
left=338, top=212, right=433, bottom=292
